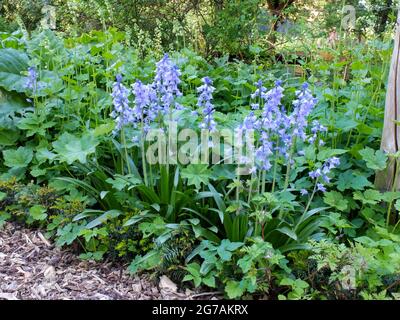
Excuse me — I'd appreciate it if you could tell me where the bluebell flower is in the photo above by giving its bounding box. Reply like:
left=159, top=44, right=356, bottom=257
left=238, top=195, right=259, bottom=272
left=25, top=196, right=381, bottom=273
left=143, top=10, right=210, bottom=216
left=309, top=168, right=321, bottom=179
left=198, top=76, right=217, bottom=132
left=300, top=189, right=308, bottom=195
left=242, top=111, right=259, bottom=130
left=25, top=67, right=38, bottom=92
left=131, top=80, right=159, bottom=131
left=153, top=53, right=182, bottom=115
left=317, top=183, right=326, bottom=192
left=255, top=131, right=273, bottom=170
left=308, top=120, right=327, bottom=144
left=310, top=157, right=340, bottom=192
left=291, top=83, right=318, bottom=142
left=250, top=80, right=268, bottom=101
left=260, top=80, right=284, bottom=131
left=110, top=74, right=134, bottom=134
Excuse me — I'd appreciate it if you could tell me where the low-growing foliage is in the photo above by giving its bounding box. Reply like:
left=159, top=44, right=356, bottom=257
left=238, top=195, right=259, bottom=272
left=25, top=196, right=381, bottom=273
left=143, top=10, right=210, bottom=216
left=0, top=25, right=399, bottom=300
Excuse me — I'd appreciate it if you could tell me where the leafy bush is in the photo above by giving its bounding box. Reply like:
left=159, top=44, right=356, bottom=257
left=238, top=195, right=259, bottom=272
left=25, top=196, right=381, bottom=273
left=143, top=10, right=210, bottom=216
left=0, top=27, right=399, bottom=300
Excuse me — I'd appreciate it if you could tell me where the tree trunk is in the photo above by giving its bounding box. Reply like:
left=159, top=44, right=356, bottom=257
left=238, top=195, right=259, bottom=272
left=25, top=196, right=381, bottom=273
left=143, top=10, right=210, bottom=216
left=375, top=10, right=400, bottom=191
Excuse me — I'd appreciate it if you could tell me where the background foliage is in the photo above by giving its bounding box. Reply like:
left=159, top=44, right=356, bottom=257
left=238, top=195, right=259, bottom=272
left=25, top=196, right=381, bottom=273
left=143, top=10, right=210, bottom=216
left=1, top=0, right=400, bottom=300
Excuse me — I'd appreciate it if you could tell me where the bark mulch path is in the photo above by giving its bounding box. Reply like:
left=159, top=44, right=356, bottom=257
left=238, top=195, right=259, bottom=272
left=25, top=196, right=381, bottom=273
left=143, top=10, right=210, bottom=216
left=0, top=222, right=210, bottom=300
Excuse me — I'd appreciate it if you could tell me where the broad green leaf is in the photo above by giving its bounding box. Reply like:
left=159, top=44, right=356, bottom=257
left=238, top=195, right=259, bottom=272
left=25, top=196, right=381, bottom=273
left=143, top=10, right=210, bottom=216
left=106, top=174, right=141, bottom=191
left=93, top=122, right=115, bottom=137
left=382, top=192, right=400, bottom=203
left=337, top=171, right=372, bottom=191
left=0, top=48, right=29, bottom=93
left=334, top=118, right=358, bottom=132
left=0, top=211, right=11, bottom=228
left=30, top=167, right=47, bottom=177
left=359, top=147, right=387, bottom=171
left=3, top=146, right=33, bottom=168
left=217, top=239, right=243, bottom=261
left=225, top=280, right=244, bottom=299
left=56, top=223, right=83, bottom=246
left=203, top=275, right=216, bottom=288
left=29, top=205, right=47, bottom=221
left=53, top=132, right=98, bottom=164
left=353, top=189, right=382, bottom=205
left=36, top=148, right=57, bottom=163
left=0, top=128, right=20, bottom=146
left=17, top=112, right=56, bottom=137
left=323, top=191, right=348, bottom=211
left=73, top=209, right=104, bottom=222
left=181, top=164, right=212, bottom=189
left=394, top=200, right=400, bottom=212
left=317, top=149, right=347, bottom=161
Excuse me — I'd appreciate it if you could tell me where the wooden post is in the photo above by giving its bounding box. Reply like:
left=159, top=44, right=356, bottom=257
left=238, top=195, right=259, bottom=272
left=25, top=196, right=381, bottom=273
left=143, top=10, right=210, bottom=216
left=375, top=10, right=400, bottom=191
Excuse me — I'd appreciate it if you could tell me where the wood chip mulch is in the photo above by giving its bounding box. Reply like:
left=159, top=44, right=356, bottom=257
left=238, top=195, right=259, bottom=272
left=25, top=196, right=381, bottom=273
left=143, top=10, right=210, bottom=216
left=0, top=222, right=204, bottom=300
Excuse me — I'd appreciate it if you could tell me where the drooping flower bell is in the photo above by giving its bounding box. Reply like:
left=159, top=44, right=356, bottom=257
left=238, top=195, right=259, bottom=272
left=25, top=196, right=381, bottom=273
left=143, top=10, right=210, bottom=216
left=153, top=53, right=182, bottom=115
left=198, top=76, right=217, bottom=132
left=291, top=83, right=318, bottom=142
left=25, top=67, right=38, bottom=93
left=110, top=74, right=134, bottom=134
left=309, top=157, right=340, bottom=192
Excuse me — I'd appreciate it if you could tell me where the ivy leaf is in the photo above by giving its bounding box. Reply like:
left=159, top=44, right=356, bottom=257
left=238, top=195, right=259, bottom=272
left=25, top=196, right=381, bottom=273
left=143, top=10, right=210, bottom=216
left=203, top=275, right=216, bottom=288
left=56, top=223, right=84, bottom=246
left=3, top=146, right=33, bottom=168
left=353, top=189, right=383, bottom=205
left=181, top=164, right=212, bottom=189
left=225, top=280, right=244, bottom=299
left=53, top=132, right=98, bottom=164
left=237, top=255, right=253, bottom=273
left=183, top=263, right=202, bottom=287
left=359, top=147, right=387, bottom=170
left=29, top=205, right=47, bottom=221
left=323, top=191, right=348, bottom=211
left=17, top=112, right=56, bottom=137
left=337, top=171, right=372, bottom=191
left=217, top=239, right=243, bottom=261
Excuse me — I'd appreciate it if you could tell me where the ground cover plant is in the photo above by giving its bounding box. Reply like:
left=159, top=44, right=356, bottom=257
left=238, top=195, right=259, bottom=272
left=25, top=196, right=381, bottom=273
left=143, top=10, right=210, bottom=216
left=1, top=1, right=400, bottom=300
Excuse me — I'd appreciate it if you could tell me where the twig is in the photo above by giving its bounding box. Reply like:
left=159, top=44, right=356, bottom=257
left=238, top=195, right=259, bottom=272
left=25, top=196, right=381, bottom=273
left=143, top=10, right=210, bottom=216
left=189, top=291, right=223, bottom=299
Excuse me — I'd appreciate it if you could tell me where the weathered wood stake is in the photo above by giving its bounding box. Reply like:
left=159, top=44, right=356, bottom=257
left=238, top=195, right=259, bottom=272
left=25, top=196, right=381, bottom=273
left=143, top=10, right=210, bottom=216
left=375, top=11, right=400, bottom=191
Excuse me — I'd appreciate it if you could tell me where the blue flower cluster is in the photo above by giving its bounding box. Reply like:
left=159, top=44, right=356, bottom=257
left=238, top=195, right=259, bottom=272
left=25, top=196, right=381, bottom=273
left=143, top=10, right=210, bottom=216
left=110, top=74, right=134, bottom=134
left=25, top=67, right=38, bottom=92
left=242, top=80, right=336, bottom=192
left=131, top=80, right=157, bottom=132
left=197, top=77, right=216, bottom=132
left=309, top=157, right=340, bottom=192
left=153, top=53, right=183, bottom=115
left=111, top=54, right=183, bottom=136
